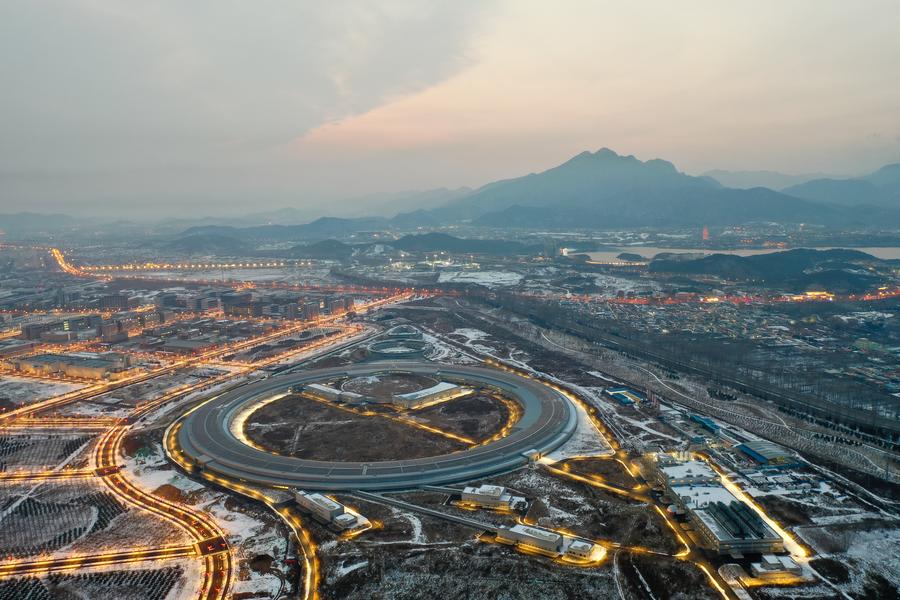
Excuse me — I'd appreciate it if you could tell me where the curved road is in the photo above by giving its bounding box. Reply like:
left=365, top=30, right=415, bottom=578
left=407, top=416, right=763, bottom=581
left=176, top=362, right=577, bottom=491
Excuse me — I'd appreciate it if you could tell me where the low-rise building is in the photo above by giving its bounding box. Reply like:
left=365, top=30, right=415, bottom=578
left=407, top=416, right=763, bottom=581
left=750, top=554, right=802, bottom=579
left=736, top=441, right=798, bottom=468
left=496, top=525, right=562, bottom=556
left=293, top=491, right=362, bottom=531
left=674, top=484, right=783, bottom=555
left=460, top=485, right=527, bottom=511
left=565, top=540, right=596, bottom=560
left=392, top=381, right=465, bottom=409
left=9, top=351, right=134, bottom=380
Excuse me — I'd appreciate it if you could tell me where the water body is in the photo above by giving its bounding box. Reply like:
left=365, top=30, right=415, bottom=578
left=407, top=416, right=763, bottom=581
left=583, top=246, right=900, bottom=264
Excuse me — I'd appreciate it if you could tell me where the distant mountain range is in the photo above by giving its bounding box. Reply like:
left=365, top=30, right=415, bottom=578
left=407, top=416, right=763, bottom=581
left=411, top=149, right=900, bottom=229
left=702, top=169, right=834, bottom=190
left=171, top=149, right=900, bottom=241
left=0, top=212, right=77, bottom=232
left=8, top=149, right=900, bottom=240
left=783, top=164, right=900, bottom=207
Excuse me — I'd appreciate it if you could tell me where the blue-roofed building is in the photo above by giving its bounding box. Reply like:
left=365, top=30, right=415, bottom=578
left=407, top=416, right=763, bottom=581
left=736, top=441, right=799, bottom=468
left=605, top=387, right=644, bottom=406
left=690, top=414, right=720, bottom=434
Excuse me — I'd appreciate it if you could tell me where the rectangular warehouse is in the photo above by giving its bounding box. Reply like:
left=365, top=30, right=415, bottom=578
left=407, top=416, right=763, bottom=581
left=461, top=485, right=526, bottom=511
left=691, top=500, right=784, bottom=555
left=393, top=381, right=466, bottom=409
left=496, top=525, right=562, bottom=555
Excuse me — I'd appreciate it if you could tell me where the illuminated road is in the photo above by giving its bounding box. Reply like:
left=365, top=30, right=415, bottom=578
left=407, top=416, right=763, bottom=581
left=0, top=293, right=405, bottom=423
left=94, top=425, right=233, bottom=600
left=0, top=467, right=100, bottom=482
left=0, top=546, right=198, bottom=578
left=0, top=313, right=389, bottom=598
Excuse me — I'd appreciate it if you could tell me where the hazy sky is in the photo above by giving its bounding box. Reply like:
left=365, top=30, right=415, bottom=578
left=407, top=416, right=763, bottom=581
left=2, top=1, right=900, bottom=219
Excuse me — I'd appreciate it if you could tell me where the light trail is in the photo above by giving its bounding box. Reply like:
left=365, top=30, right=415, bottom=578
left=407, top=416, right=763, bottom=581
left=0, top=467, right=98, bottom=482
left=94, top=425, right=233, bottom=600
left=0, top=417, right=124, bottom=429
left=0, top=545, right=198, bottom=579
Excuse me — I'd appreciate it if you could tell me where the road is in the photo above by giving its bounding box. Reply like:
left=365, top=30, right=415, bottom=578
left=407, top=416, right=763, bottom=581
left=93, top=425, right=233, bottom=600
left=0, top=546, right=198, bottom=578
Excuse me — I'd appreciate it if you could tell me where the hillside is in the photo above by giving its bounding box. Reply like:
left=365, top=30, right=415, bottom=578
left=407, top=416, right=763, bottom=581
left=390, top=233, right=541, bottom=255
left=783, top=163, right=900, bottom=207
left=647, top=248, right=886, bottom=292
left=162, top=234, right=249, bottom=255
left=285, top=239, right=355, bottom=260
left=702, top=169, right=829, bottom=190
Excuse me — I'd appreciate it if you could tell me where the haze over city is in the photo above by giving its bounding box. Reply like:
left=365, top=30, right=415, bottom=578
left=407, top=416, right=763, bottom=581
left=0, top=3, right=898, bottom=600
left=2, top=1, right=900, bottom=218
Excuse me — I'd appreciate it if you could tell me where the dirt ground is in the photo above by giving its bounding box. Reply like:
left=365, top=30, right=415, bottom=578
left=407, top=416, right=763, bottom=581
left=489, top=466, right=680, bottom=555
left=245, top=395, right=469, bottom=461
left=408, top=392, right=513, bottom=441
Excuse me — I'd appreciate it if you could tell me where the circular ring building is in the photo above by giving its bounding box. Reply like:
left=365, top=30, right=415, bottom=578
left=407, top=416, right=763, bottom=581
left=174, top=362, right=576, bottom=491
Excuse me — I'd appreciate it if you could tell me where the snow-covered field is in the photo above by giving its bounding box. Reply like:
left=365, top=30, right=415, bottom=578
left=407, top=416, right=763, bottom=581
left=546, top=389, right=614, bottom=460
left=0, top=375, right=86, bottom=406
left=437, top=271, right=523, bottom=287
left=125, top=442, right=288, bottom=599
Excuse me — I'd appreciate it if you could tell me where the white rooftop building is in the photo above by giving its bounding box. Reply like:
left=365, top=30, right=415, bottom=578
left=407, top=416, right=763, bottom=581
left=460, top=485, right=527, bottom=511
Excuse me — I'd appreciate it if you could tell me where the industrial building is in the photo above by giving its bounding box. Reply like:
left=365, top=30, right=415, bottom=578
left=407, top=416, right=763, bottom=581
left=392, top=381, right=466, bottom=409
left=750, top=554, right=803, bottom=580
left=0, top=339, right=38, bottom=358
left=293, top=491, right=362, bottom=531
left=565, top=540, right=596, bottom=560
left=496, top=525, right=600, bottom=561
left=670, top=483, right=783, bottom=555
left=299, top=383, right=366, bottom=405
left=496, top=524, right=562, bottom=556
left=605, top=387, right=644, bottom=406
left=654, top=455, right=719, bottom=488
left=460, top=485, right=527, bottom=511
left=8, top=352, right=135, bottom=380
left=656, top=455, right=783, bottom=555
left=691, top=497, right=783, bottom=555
left=690, top=414, right=721, bottom=434
left=736, top=441, right=798, bottom=468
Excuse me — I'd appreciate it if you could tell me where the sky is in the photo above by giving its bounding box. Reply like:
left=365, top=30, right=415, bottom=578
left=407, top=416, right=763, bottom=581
left=1, top=0, right=900, bottom=219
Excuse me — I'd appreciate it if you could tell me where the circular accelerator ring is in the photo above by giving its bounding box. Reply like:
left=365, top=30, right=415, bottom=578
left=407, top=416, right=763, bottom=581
left=175, top=362, right=576, bottom=491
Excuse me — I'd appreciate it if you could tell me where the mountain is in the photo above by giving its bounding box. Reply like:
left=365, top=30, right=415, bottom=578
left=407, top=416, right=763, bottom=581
left=410, top=148, right=899, bottom=229
left=350, top=188, right=473, bottom=217
left=470, top=185, right=858, bottom=229
left=389, top=232, right=541, bottom=255
left=430, top=148, right=720, bottom=222
left=285, top=239, right=355, bottom=260
left=0, top=212, right=78, bottom=233
left=162, top=234, right=249, bottom=255
left=648, top=248, right=886, bottom=292
left=179, top=216, right=390, bottom=242
left=783, top=163, right=900, bottom=207
left=703, top=169, right=831, bottom=190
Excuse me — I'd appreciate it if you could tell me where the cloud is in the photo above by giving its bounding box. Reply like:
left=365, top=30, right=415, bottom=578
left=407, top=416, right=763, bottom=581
left=0, top=0, right=492, bottom=213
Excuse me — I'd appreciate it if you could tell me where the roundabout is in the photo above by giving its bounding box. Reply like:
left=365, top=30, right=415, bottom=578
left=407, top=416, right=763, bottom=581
left=172, top=362, right=577, bottom=491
